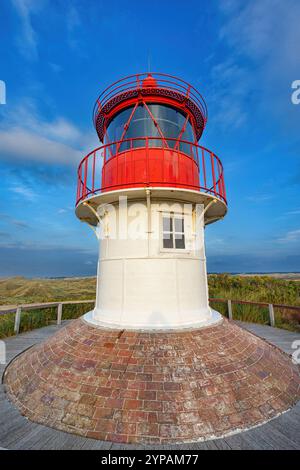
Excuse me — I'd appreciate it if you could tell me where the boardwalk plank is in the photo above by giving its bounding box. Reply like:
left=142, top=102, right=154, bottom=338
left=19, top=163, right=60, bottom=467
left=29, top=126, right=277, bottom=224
left=250, top=423, right=299, bottom=450
left=270, top=412, right=300, bottom=446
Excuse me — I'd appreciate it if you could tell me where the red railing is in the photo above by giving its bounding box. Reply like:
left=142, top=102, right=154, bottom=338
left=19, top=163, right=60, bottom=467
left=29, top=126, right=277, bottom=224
left=76, top=137, right=226, bottom=206
left=93, top=72, right=208, bottom=128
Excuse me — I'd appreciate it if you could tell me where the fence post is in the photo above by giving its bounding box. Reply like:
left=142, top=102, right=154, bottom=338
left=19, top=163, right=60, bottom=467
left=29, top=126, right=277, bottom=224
left=227, top=299, right=233, bottom=320
left=14, top=307, right=22, bottom=334
left=268, top=304, right=275, bottom=327
left=57, top=303, right=63, bottom=326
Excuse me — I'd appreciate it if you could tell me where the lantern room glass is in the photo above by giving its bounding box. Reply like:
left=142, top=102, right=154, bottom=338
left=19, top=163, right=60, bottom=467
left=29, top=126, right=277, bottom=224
left=105, top=103, right=196, bottom=158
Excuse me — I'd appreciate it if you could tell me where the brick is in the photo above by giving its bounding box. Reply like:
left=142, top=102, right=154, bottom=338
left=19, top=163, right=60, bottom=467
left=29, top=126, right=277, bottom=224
left=128, top=381, right=146, bottom=390
left=144, top=400, right=163, bottom=411
left=136, top=423, right=159, bottom=436
left=116, top=422, right=136, bottom=435
left=157, top=412, right=178, bottom=424
left=106, top=433, right=128, bottom=443
left=79, top=394, right=97, bottom=406
left=117, top=389, right=138, bottom=399
left=124, top=399, right=143, bottom=410
left=105, top=398, right=124, bottom=409
left=164, top=382, right=182, bottom=391
left=94, top=407, right=115, bottom=419
left=95, top=387, right=112, bottom=397
left=146, top=381, right=164, bottom=390
left=138, top=390, right=157, bottom=400
left=95, top=419, right=116, bottom=433
left=123, top=410, right=148, bottom=422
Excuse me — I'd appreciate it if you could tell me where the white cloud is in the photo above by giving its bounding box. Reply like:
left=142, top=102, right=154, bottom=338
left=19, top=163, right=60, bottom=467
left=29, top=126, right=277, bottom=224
left=66, top=5, right=81, bottom=32
left=219, top=0, right=300, bottom=74
left=246, top=194, right=273, bottom=203
left=11, top=0, right=42, bottom=60
left=44, top=118, right=82, bottom=143
left=4, top=101, right=82, bottom=145
left=10, top=183, right=37, bottom=201
left=0, top=100, right=99, bottom=165
left=208, top=59, right=249, bottom=129
left=0, top=127, right=82, bottom=165
left=66, top=4, right=82, bottom=50
left=209, top=0, right=300, bottom=130
left=58, top=207, right=72, bottom=214
left=277, top=229, right=300, bottom=243
left=287, top=210, right=300, bottom=215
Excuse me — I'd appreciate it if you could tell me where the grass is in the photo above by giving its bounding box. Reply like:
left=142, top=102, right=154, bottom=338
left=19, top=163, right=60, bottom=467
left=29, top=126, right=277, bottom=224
left=209, top=274, right=300, bottom=332
left=0, top=276, right=96, bottom=305
left=0, top=303, right=95, bottom=339
left=0, top=274, right=299, bottom=338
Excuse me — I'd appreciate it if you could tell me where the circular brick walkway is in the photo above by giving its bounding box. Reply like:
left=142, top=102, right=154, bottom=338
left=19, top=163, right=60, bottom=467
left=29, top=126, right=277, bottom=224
left=3, top=317, right=300, bottom=445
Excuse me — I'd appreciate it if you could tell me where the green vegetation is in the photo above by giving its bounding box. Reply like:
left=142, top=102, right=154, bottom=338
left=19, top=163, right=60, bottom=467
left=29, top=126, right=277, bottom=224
left=0, top=274, right=299, bottom=338
left=209, top=274, right=300, bottom=332
left=0, top=276, right=96, bottom=305
left=0, top=276, right=96, bottom=338
left=0, top=303, right=94, bottom=339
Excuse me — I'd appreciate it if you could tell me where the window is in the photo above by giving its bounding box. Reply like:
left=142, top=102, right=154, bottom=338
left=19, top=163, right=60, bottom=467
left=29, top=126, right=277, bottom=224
left=105, top=103, right=196, bottom=157
left=162, top=214, right=185, bottom=250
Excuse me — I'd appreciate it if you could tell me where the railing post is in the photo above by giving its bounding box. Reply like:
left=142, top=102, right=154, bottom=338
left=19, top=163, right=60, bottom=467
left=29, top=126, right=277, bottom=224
left=211, top=152, right=216, bottom=194
left=202, top=148, right=207, bottom=189
left=92, top=151, right=96, bottom=192
left=268, top=304, right=275, bottom=327
left=84, top=158, right=88, bottom=197
left=57, top=303, right=63, bottom=326
left=14, top=307, right=22, bottom=334
left=227, top=299, right=233, bottom=320
left=146, top=137, right=149, bottom=184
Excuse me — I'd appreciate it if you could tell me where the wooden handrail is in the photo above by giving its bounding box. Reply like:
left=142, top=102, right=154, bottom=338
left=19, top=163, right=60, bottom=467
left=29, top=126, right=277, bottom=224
left=0, top=298, right=299, bottom=316
left=0, top=298, right=299, bottom=334
left=0, top=299, right=95, bottom=315
left=0, top=300, right=96, bottom=335
left=209, top=298, right=300, bottom=311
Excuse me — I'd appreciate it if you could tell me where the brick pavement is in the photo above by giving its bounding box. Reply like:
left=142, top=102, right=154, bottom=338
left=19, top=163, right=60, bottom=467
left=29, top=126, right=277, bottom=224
left=4, top=317, right=300, bottom=444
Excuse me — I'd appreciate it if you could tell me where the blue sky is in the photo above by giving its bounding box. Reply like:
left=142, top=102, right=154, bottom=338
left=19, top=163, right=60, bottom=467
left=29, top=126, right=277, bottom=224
left=0, top=0, right=300, bottom=277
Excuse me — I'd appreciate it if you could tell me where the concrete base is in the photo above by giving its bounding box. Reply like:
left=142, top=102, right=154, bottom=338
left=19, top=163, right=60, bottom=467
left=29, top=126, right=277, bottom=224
left=83, top=308, right=223, bottom=330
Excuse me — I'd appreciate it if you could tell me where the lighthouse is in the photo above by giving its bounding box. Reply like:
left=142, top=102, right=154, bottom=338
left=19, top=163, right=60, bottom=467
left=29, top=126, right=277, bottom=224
left=76, top=73, right=227, bottom=329
left=5, top=72, right=300, bottom=446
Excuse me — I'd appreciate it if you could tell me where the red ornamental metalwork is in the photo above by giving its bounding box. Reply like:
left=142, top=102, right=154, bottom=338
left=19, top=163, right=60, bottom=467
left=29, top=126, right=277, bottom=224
left=93, top=72, right=208, bottom=142
left=76, top=137, right=226, bottom=204
left=76, top=72, right=226, bottom=207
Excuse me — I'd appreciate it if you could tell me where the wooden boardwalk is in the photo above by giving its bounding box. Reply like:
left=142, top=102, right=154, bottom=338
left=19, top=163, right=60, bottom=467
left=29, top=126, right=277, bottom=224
left=0, top=321, right=299, bottom=450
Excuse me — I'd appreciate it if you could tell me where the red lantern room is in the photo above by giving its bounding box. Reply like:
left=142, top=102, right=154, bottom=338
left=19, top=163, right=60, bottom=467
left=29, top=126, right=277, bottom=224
left=76, top=73, right=227, bottom=225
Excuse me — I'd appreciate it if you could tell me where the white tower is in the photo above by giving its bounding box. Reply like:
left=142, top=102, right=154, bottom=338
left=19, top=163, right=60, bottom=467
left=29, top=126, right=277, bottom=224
left=76, top=73, right=227, bottom=329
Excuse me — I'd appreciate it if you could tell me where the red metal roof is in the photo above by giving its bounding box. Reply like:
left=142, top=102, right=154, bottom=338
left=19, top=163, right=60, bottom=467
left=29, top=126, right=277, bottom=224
left=93, top=73, right=208, bottom=142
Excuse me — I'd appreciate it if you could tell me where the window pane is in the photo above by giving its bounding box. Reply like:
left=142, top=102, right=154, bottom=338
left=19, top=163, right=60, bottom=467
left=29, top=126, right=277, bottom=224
left=106, top=103, right=195, bottom=157
left=175, top=233, right=185, bottom=249
left=163, top=216, right=172, bottom=232
left=174, top=217, right=184, bottom=233
left=163, top=236, right=173, bottom=249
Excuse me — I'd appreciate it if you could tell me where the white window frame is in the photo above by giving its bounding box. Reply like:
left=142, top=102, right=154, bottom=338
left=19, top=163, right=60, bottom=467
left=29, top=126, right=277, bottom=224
left=160, top=212, right=187, bottom=252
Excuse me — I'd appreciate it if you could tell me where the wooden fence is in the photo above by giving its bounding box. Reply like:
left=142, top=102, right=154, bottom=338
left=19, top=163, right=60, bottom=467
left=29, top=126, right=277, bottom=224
left=0, top=300, right=95, bottom=334
left=209, top=298, right=300, bottom=328
left=0, top=298, right=299, bottom=335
